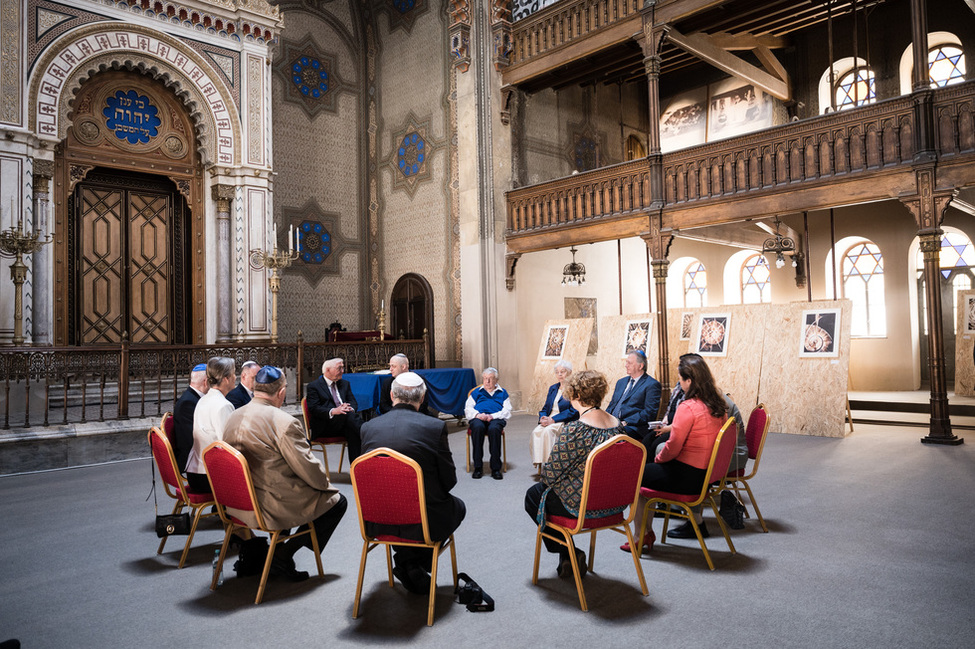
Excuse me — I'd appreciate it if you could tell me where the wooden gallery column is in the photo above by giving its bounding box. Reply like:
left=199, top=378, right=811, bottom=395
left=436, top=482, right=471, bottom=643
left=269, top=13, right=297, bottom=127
left=906, top=0, right=962, bottom=445
left=640, top=19, right=673, bottom=400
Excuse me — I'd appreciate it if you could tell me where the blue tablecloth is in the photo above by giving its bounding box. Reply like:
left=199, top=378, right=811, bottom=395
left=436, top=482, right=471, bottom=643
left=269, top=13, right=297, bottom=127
left=344, top=368, right=477, bottom=417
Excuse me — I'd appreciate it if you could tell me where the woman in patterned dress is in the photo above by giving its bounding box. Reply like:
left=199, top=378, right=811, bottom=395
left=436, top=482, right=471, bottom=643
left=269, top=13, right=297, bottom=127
left=524, top=370, right=624, bottom=577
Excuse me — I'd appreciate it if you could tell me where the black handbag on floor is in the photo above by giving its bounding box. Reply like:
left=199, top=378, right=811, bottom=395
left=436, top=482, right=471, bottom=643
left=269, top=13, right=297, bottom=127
left=155, top=513, right=191, bottom=538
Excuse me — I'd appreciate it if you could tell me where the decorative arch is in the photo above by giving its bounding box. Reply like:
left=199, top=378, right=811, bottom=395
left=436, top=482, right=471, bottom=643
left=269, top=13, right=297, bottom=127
left=391, top=273, right=435, bottom=367
left=28, top=23, right=241, bottom=167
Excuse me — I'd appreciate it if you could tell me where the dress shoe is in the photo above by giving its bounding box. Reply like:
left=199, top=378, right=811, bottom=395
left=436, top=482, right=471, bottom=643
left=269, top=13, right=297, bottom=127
left=667, top=520, right=709, bottom=539
left=472, top=469, right=483, bottom=479
left=619, top=530, right=656, bottom=554
left=491, top=470, right=503, bottom=480
left=392, top=565, right=423, bottom=594
left=270, top=554, right=309, bottom=582
left=556, top=548, right=587, bottom=578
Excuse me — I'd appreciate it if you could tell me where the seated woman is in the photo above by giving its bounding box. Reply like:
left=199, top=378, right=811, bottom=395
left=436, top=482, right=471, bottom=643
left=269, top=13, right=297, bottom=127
left=524, top=370, right=623, bottom=577
left=529, top=360, right=579, bottom=472
left=627, top=354, right=727, bottom=554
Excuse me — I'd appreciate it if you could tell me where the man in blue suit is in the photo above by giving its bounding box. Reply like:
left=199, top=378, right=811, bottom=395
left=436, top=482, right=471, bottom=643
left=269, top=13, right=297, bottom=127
left=606, top=350, right=662, bottom=442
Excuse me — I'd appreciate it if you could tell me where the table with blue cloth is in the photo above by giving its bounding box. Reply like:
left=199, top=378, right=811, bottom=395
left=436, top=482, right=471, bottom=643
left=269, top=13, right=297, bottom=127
left=343, top=368, right=477, bottom=417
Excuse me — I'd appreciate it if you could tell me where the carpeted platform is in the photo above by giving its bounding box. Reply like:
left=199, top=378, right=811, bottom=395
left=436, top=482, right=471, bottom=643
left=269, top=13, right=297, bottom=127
left=0, top=415, right=972, bottom=648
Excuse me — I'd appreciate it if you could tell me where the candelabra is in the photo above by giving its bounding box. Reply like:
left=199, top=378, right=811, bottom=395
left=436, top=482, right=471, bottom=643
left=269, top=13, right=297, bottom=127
left=249, top=225, right=299, bottom=343
left=0, top=210, right=52, bottom=345
left=377, top=300, right=387, bottom=342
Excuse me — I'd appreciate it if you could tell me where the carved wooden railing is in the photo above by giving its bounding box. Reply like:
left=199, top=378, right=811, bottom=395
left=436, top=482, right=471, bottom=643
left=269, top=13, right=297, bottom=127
left=509, top=0, right=642, bottom=67
left=0, top=334, right=429, bottom=430
left=506, top=83, right=975, bottom=236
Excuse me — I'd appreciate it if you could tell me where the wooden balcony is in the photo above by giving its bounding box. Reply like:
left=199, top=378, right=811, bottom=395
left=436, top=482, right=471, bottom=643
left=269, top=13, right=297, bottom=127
left=505, top=82, right=975, bottom=253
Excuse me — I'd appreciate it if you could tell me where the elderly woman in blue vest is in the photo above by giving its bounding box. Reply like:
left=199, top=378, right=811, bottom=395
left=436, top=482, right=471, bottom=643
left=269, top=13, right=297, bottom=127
left=530, top=360, right=579, bottom=473
left=464, top=367, right=512, bottom=480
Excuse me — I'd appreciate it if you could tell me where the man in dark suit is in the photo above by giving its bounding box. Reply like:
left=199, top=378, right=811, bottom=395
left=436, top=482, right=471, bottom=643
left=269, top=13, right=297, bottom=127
left=226, top=360, right=259, bottom=409
left=172, top=363, right=208, bottom=473
left=606, top=350, right=662, bottom=442
left=305, top=357, right=362, bottom=461
left=360, top=372, right=465, bottom=595
left=378, top=353, right=433, bottom=416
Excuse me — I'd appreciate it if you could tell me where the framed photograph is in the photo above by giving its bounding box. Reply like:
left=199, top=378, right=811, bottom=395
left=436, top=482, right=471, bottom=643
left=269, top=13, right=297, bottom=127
left=623, top=319, right=651, bottom=358
left=966, top=295, right=975, bottom=333
left=695, top=313, right=730, bottom=356
left=680, top=312, right=694, bottom=341
left=706, top=78, right=778, bottom=142
left=543, top=324, right=569, bottom=360
left=660, top=87, right=708, bottom=153
left=799, top=309, right=841, bottom=358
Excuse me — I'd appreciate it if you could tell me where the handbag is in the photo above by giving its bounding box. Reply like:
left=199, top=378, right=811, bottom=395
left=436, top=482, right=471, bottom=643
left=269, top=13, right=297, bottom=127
left=155, top=513, right=191, bottom=538
left=719, top=489, right=746, bottom=530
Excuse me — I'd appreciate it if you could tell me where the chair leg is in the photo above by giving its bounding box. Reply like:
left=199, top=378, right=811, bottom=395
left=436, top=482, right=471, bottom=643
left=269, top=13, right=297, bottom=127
left=157, top=499, right=184, bottom=555
left=560, top=528, right=587, bottom=611
left=621, top=524, right=649, bottom=596
left=320, top=444, right=331, bottom=479
left=337, top=443, right=346, bottom=473
left=741, top=479, right=767, bottom=532
left=730, top=481, right=750, bottom=518
left=210, top=525, right=235, bottom=590
left=448, top=537, right=458, bottom=589
left=502, top=431, right=507, bottom=472
left=352, top=541, right=370, bottom=619
left=588, top=530, right=597, bottom=573
left=177, top=503, right=207, bottom=569
left=687, top=516, right=716, bottom=571
left=427, top=542, right=441, bottom=626
left=465, top=434, right=471, bottom=473
left=385, top=544, right=394, bottom=586
left=708, top=493, right=737, bottom=556
left=308, top=525, right=324, bottom=577
left=256, top=531, right=282, bottom=604
left=531, top=527, right=544, bottom=585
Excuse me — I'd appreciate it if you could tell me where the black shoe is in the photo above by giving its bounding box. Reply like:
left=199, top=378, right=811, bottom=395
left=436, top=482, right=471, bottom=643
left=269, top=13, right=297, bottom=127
left=667, top=520, right=709, bottom=539
left=392, top=564, right=429, bottom=595
left=491, top=470, right=503, bottom=480
left=556, top=548, right=587, bottom=578
left=270, top=554, right=309, bottom=582
left=472, top=469, right=483, bottom=479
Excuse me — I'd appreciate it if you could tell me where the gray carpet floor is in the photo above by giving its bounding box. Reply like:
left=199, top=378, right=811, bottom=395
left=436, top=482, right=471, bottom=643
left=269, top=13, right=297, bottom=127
left=1, top=415, right=973, bottom=648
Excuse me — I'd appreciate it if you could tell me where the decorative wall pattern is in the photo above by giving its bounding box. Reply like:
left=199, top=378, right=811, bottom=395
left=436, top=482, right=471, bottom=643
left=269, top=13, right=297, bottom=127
left=281, top=199, right=345, bottom=288
left=2, top=0, right=24, bottom=125
left=389, top=113, right=437, bottom=198
left=273, top=35, right=352, bottom=118
left=385, top=0, right=428, bottom=33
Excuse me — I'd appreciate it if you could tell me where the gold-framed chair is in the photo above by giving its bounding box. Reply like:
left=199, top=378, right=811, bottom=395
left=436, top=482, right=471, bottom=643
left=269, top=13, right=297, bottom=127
left=464, top=388, right=507, bottom=473
left=532, top=435, right=649, bottom=611
left=203, top=441, right=324, bottom=605
left=147, top=426, right=216, bottom=569
left=723, top=404, right=771, bottom=532
left=160, top=411, right=174, bottom=446
left=350, top=448, right=459, bottom=626
left=638, top=417, right=738, bottom=571
left=301, top=396, right=347, bottom=478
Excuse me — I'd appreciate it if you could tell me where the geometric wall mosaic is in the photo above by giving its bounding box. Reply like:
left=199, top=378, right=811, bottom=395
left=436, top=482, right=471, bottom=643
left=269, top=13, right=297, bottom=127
left=389, top=112, right=436, bottom=199
left=281, top=199, right=343, bottom=288
left=273, top=35, right=347, bottom=119
left=385, top=0, right=427, bottom=33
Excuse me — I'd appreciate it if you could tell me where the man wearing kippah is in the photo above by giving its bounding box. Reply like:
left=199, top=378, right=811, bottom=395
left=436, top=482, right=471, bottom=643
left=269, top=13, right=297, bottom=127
left=377, top=353, right=433, bottom=417
left=172, top=363, right=208, bottom=473
left=606, top=350, right=662, bottom=442
left=222, top=366, right=347, bottom=581
left=360, top=372, right=465, bottom=595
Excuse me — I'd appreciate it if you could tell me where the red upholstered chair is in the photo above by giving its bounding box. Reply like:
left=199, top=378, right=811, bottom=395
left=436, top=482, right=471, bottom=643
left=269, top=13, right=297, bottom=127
left=723, top=404, right=771, bottom=532
left=301, top=396, right=347, bottom=478
left=532, top=435, right=648, bottom=612
left=465, top=388, right=507, bottom=473
left=638, top=417, right=738, bottom=571
left=203, top=441, right=324, bottom=605
left=160, top=411, right=175, bottom=447
left=350, top=448, right=458, bottom=626
left=147, top=426, right=216, bottom=569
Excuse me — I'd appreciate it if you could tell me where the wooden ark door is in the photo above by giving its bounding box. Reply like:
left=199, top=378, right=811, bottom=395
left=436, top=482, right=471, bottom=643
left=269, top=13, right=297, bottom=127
left=391, top=273, right=435, bottom=367
left=70, top=169, right=189, bottom=345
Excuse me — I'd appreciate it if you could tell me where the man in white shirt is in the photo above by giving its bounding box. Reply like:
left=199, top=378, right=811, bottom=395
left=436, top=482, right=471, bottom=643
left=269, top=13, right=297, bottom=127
left=464, top=368, right=511, bottom=480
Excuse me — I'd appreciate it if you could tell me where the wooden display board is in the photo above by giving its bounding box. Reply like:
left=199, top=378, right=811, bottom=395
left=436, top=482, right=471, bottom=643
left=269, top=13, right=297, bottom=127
left=526, top=319, right=594, bottom=415
left=955, top=289, right=975, bottom=397
left=591, top=314, right=655, bottom=408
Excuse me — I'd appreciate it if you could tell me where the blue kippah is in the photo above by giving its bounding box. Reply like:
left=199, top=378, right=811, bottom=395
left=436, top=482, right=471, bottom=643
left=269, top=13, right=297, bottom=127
left=192, top=363, right=206, bottom=371
left=255, top=365, right=282, bottom=384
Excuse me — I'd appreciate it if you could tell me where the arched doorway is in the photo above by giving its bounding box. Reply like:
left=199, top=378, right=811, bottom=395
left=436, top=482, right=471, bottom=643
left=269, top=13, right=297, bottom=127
left=391, top=273, right=435, bottom=367
left=53, top=69, right=205, bottom=345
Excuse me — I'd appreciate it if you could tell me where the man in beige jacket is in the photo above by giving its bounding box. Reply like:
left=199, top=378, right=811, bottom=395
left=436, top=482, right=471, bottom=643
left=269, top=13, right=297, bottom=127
left=222, top=365, right=347, bottom=578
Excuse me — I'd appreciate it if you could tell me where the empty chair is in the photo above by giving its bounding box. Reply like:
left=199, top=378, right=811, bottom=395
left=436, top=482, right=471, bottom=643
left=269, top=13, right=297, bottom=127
left=724, top=404, right=771, bottom=532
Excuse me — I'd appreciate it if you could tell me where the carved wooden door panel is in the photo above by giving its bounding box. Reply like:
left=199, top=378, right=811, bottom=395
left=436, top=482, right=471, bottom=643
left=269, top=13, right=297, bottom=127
left=71, top=170, right=187, bottom=345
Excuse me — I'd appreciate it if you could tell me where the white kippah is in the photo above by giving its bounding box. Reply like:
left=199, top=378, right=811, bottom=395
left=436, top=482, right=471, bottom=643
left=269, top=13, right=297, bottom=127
left=394, top=371, right=424, bottom=387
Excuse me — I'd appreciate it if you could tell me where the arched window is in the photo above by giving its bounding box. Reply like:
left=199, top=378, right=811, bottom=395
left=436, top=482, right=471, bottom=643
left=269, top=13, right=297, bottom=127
left=915, top=230, right=975, bottom=334
left=740, top=254, right=771, bottom=304
left=842, top=241, right=886, bottom=336
left=683, top=260, right=707, bottom=308
left=818, top=57, right=875, bottom=113
left=899, top=33, right=967, bottom=94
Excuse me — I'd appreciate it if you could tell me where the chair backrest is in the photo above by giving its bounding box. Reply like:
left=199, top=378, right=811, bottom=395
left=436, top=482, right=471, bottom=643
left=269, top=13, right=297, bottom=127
left=148, top=426, right=184, bottom=500
left=745, top=405, right=769, bottom=459
left=202, top=441, right=267, bottom=530
left=575, top=435, right=647, bottom=527
left=683, top=417, right=737, bottom=506
left=301, top=397, right=311, bottom=436
left=160, top=412, right=175, bottom=446
left=350, top=448, right=429, bottom=543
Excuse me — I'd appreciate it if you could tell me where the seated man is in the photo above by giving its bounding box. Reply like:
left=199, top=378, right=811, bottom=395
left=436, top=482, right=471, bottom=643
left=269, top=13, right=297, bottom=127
left=185, top=357, right=237, bottom=493
left=305, top=357, right=363, bottom=461
left=226, top=360, right=259, bottom=409
left=464, top=367, right=511, bottom=481
left=172, top=363, right=207, bottom=473
left=378, top=353, right=432, bottom=416
left=223, top=366, right=347, bottom=580
left=606, top=350, right=662, bottom=442
left=360, top=372, right=465, bottom=594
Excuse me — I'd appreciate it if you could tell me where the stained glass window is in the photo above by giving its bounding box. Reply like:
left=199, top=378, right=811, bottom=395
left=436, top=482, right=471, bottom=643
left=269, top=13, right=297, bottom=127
left=741, top=254, right=771, bottom=304
left=929, top=45, right=965, bottom=88
left=835, top=68, right=876, bottom=110
left=842, top=242, right=886, bottom=336
left=916, top=231, right=975, bottom=335
left=683, top=261, right=707, bottom=308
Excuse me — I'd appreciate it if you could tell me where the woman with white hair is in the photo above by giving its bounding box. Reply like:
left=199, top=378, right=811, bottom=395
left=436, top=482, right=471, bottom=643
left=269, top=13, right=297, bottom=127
left=529, top=360, right=579, bottom=472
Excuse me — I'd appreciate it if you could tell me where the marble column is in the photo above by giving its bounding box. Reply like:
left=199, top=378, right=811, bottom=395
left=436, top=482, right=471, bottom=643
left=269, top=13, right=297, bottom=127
left=213, top=184, right=234, bottom=342
left=32, top=160, right=54, bottom=345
